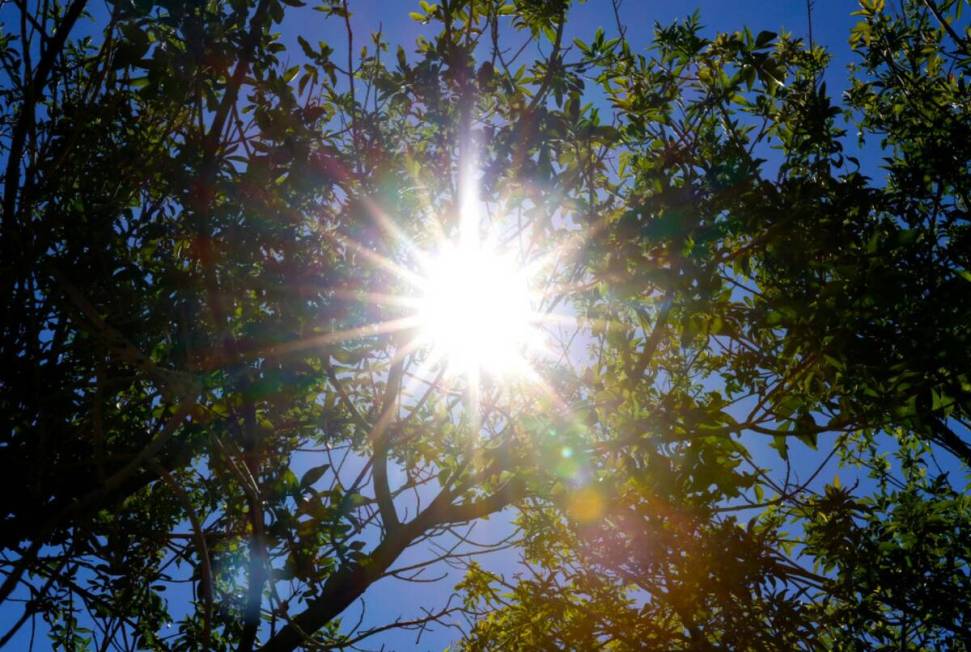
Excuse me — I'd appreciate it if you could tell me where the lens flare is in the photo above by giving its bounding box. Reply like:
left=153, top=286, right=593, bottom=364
left=566, top=486, right=605, bottom=523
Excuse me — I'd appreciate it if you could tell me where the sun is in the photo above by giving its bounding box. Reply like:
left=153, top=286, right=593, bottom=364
left=415, top=240, right=538, bottom=378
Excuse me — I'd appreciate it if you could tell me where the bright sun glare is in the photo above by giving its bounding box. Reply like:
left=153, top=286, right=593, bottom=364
left=328, top=157, right=551, bottom=391
left=416, top=242, right=537, bottom=378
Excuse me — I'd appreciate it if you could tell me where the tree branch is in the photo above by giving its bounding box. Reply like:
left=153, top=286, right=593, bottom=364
left=2, top=0, right=88, bottom=228
left=921, top=0, right=969, bottom=56
left=629, top=289, right=674, bottom=380
left=371, top=357, right=404, bottom=533
left=256, top=478, right=522, bottom=652
left=929, top=418, right=971, bottom=468
left=159, top=470, right=213, bottom=649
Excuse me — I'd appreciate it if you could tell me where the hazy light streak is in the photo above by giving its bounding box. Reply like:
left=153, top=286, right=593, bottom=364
left=359, top=196, right=426, bottom=263
left=325, top=230, right=427, bottom=289
left=256, top=316, right=422, bottom=358
left=331, top=289, right=422, bottom=309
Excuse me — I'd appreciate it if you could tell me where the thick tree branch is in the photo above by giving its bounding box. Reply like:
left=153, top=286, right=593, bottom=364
left=257, top=479, right=522, bottom=652
left=371, top=357, right=405, bottom=533
left=929, top=418, right=971, bottom=468
left=206, top=0, right=273, bottom=157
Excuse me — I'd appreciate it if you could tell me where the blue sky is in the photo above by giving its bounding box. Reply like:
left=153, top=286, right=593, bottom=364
left=0, top=1, right=933, bottom=650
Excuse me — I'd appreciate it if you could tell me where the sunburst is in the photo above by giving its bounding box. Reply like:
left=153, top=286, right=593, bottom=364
left=294, top=151, right=608, bottom=423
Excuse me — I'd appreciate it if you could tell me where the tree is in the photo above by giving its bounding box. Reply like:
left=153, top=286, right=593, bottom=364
left=0, top=0, right=968, bottom=650
left=460, top=1, right=971, bottom=648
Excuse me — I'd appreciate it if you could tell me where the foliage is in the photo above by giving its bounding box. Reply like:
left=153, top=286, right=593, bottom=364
left=0, top=0, right=969, bottom=650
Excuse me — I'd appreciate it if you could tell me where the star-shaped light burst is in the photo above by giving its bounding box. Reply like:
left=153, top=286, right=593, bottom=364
left=405, top=155, right=552, bottom=396
left=317, top=155, right=574, bottom=418
left=310, top=151, right=604, bottom=508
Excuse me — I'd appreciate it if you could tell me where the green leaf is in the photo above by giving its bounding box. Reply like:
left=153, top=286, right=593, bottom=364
left=300, top=464, right=331, bottom=489
left=755, top=30, right=776, bottom=48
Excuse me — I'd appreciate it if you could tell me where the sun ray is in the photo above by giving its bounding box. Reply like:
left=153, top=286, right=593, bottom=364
left=314, top=143, right=605, bottom=437
left=386, top=330, right=432, bottom=369
left=332, top=289, right=423, bottom=310
left=532, top=310, right=624, bottom=335
left=458, top=155, right=483, bottom=249
left=399, top=357, right=448, bottom=426
left=358, top=196, right=428, bottom=264
left=324, top=229, right=428, bottom=289
left=516, top=363, right=575, bottom=417
left=255, top=316, right=422, bottom=359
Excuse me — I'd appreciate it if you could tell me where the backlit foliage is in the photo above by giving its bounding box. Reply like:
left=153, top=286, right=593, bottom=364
left=1, top=0, right=969, bottom=650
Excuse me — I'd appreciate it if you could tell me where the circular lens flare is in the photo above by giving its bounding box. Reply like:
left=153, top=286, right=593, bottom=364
left=417, top=243, right=536, bottom=378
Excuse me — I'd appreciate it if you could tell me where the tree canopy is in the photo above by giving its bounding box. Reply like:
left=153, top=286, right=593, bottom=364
left=1, top=0, right=969, bottom=650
